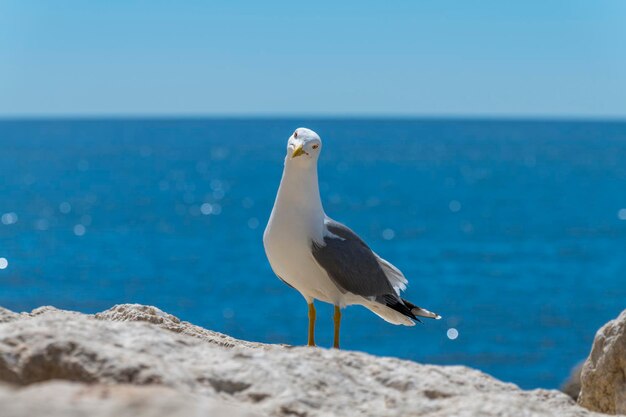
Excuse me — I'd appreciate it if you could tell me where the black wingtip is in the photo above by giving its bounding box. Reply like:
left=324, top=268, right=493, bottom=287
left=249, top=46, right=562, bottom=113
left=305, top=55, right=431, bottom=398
left=402, top=298, right=440, bottom=320
left=379, top=294, right=420, bottom=322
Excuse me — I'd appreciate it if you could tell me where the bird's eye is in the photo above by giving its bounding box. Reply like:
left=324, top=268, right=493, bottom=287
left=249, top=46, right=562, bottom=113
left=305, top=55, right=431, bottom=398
left=312, top=144, right=319, bottom=149
left=294, top=131, right=298, bottom=138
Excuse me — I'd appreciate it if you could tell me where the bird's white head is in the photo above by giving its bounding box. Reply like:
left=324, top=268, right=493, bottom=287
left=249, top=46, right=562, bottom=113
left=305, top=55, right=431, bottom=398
left=286, top=128, right=322, bottom=165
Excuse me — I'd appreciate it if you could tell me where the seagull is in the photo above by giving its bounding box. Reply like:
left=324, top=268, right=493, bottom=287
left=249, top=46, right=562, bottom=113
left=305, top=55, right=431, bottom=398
left=263, top=128, right=440, bottom=348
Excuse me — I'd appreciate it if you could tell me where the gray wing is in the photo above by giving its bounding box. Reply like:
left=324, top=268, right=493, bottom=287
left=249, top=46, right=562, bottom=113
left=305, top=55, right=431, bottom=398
left=311, top=218, right=396, bottom=298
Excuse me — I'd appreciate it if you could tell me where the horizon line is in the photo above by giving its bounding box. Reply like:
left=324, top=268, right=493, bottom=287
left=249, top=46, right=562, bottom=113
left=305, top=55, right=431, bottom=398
left=1, top=113, right=625, bottom=123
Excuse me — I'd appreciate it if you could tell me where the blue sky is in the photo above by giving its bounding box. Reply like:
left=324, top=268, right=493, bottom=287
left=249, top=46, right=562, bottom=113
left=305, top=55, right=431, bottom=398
left=1, top=1, right=625, bottom=118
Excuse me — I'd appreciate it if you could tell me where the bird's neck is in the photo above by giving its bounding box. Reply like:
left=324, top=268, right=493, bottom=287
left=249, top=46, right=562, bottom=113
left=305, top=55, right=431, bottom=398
left=275, top=159, right=325, bottom=221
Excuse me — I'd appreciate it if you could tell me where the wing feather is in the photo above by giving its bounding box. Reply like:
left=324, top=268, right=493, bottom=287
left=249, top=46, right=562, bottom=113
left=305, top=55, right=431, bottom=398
left=311, top=218, right=396, bottom=298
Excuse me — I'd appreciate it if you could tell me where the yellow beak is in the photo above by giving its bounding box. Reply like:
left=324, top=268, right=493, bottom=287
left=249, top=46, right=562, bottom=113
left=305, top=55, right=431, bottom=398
left=292, top=144, right=305, bottom=158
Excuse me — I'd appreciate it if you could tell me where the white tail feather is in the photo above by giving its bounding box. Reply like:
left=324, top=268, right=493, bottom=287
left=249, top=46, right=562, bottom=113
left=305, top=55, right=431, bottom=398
left=374, top=252, right=408, bottom=295
left=411, top=307, right=441, bottom=320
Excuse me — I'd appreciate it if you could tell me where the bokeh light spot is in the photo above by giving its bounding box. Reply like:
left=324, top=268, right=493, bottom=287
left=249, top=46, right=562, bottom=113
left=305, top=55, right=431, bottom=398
left=382, top=228, right=395, bottom=240
left=73, top=224, right=86, bottom=236
left=201, top=203, right=213, bottom=215
left=1, top=212, right=18, bottom=225
left=59, top=202, right=72, bottom=214
left=247, top=217, right=259, bottom=229
left=447, top=328, right=459, bottom=340
left=449, top=200, right=462, bottom=212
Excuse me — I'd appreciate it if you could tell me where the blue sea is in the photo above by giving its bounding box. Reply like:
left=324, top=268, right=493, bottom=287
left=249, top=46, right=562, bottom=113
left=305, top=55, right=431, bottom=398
left=1, top=118, right=625, bottom=389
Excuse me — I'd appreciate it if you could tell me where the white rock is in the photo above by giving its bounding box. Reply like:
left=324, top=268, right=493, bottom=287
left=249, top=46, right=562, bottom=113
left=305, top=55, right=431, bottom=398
left=0, top=307, right=19, bottom=324
left=0, top=380, right=255, bottom=417
left=0, top=304, right=606, bottom=417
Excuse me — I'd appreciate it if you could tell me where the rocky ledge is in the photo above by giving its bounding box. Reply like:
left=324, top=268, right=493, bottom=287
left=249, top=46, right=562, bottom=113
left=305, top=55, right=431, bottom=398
left=0, top=304, right=623, bottom=417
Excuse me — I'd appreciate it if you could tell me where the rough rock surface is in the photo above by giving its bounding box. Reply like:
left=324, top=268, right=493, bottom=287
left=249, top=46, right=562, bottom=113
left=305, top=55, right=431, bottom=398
left=94, top=304, right=260, bottom=349
left=0, top=306, right=19, bottom=323
left=0, top=304, right=610, bottom=417
left=0, top=381, right=256, bottom=417
left=579, top=309, right=626, bottom=415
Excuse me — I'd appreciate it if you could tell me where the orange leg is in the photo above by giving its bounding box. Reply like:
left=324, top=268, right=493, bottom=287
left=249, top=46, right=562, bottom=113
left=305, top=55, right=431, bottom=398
left=307, top=303, right=316, bottom=346
left=333, top=305, right=341, bottom=349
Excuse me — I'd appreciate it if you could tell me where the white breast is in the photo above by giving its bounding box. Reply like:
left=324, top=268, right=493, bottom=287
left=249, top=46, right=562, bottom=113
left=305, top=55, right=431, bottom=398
left=263, top=158, right=343, bottom=304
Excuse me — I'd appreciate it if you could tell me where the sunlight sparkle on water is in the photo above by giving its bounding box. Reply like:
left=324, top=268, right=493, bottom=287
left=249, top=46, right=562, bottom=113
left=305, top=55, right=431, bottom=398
left=382, top=228, right=395, bottom=240
left=73, top=224, right=86, bottom=236
left=0, top=258, right=8, bottom=270
left=447, top=328, right=459, bottom=340
left=449, top=200, right=462, bottom=213
left=59, top=202, right=72, bottom=214
left=1, top=212, right=18, bottom=225
left=201, top=203, right=213, bottom=215
left=247, top=217, right=259, bottom=229
left=200, top=203, right=222, bottom=215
